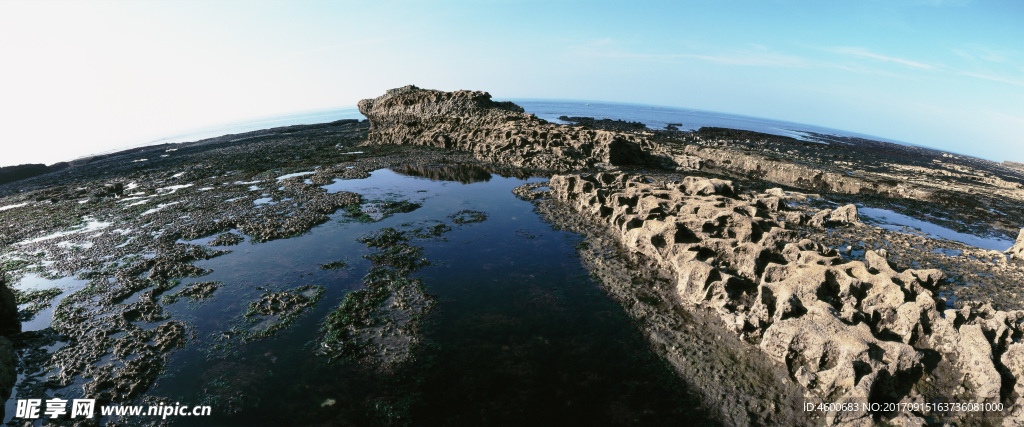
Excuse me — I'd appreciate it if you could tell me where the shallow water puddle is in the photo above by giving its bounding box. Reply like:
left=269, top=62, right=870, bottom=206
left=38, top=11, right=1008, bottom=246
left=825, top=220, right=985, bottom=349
left=2, top=167, right=705, bottom=425
left=858, top=206, right=1014, bottom=251
left=142, top=168, right=704, bottom=425
left=8, top=273, right=89, bottom=332
left=15, top=217, right=112, bottom=245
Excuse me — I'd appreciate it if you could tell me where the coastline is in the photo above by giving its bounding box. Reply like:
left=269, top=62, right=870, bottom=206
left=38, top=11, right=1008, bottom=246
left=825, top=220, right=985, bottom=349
left=0, top=86, right=1022, bottom=425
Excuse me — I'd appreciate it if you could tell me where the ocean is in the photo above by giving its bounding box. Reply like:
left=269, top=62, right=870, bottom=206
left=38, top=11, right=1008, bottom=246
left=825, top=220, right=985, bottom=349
left=132, top=99, right=904, bottom=150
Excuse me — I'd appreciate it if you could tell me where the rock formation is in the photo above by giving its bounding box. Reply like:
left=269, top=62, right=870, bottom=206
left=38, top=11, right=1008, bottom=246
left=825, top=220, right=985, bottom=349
left=1007, top=228, right=1024, bottom=261
left=357, top=85, right=651, bottom=171
left=0, top=269, right=18, bottom=420
left=549, top=172, right=1024, bottom=425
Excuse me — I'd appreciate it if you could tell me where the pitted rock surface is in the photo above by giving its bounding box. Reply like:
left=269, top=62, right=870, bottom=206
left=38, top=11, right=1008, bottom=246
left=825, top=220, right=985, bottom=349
left=357, top=85, right=650, bottom=171
left=549, top=172, right=1024, bottom=425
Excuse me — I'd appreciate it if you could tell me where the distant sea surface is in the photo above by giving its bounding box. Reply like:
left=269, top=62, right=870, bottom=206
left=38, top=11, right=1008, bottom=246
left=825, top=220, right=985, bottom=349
left=132, top=99, right=904, bottom=151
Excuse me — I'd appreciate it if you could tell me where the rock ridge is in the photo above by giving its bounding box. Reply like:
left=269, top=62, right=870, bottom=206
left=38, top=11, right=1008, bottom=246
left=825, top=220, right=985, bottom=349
left=549, top=172, right=1024, bottom=425
left=357, top=85, right=651, bottom=171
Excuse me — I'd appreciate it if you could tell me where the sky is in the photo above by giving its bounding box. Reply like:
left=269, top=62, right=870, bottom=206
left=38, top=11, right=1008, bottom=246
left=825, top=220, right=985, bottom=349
left=1, top=0, right=1022, bottom=167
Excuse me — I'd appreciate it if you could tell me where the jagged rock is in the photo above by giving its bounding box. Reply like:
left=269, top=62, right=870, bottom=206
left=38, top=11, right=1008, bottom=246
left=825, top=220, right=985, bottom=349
left=548, top=170, right=1024, bottom=424
left=357, top=85, right=651, bottom=171
left=1007, top=228, right=1024, bottom=261
left=760, top=307, right=922, bottom=403
left=809, top=204, right=860, bottom=228
left=809, top=209, right=832, bottom=228
left=830, top=204, right=860, bottom=224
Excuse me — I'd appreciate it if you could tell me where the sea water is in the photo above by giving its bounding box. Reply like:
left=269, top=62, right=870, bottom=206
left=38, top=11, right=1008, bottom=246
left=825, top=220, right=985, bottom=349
left=116, top=98, right=908, bottom=155
left=141, top=168, right=708, bottom=425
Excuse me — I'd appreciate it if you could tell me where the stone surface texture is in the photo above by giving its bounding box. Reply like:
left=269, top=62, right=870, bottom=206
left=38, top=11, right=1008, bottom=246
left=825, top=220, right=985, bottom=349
left=549, top=172, right=1024, bottom=425
left=358, top=85, right=651, bottom=171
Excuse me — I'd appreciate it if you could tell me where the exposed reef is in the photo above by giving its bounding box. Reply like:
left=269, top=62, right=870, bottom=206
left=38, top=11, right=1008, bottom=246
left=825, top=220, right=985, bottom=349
left=547, top=172, right=1022, bottom=425
left=1, top=85, right=1023, bottom=425
left=354, top=86, right=1024, bottom=424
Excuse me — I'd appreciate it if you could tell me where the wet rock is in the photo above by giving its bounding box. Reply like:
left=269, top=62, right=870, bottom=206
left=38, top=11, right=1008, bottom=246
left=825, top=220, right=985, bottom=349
left=0, top=269, right=18, bottom=336
left=0, top=336, right=11, bottom=409
left=0, top=269, right=14, bottom=420
left=358, top=85, right=652, bottom=171
left=319, top=227, right=440, bottom=370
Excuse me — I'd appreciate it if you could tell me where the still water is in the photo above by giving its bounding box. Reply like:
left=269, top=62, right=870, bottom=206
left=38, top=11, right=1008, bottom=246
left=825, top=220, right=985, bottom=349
left=139, top=168, right=710, bottom=425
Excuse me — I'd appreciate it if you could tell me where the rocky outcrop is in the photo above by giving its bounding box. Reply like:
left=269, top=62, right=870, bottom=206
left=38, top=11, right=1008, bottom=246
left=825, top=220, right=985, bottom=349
left=549, top=172, right=1024, bottom=425
left=1007, top=228, right=1024, bottom=261
left=357, top=85, right=650, bottom=171
left=808, top=204, right=861, bottom=228
left=0, top=269, right=18, bottom=420
left=670, top=145, right=933, bottom=200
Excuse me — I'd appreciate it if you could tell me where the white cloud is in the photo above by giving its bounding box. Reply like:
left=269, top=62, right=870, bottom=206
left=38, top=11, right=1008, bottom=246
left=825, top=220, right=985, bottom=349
left=827, top=47, right=935, bottom=69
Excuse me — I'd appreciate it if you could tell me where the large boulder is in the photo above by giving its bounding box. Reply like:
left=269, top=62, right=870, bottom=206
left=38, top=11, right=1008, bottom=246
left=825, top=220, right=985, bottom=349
left=357, top=85, right=650, bottom=171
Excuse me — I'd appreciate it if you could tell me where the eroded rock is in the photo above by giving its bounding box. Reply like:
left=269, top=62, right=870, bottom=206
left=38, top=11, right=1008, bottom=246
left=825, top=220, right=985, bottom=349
left=357, top=85, right=651, bottom=171
left=1007, top=228, right=1024, bottom=261
left=549, top=171, right=1024, bottom=425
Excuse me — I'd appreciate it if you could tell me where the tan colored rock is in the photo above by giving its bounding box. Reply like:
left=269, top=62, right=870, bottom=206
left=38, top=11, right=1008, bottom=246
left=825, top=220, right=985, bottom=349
left=548, top=170, right=1024, bottom=423
left=1007, top=228, right=1024, bottom=261
left=357, top=85, right=651, bottom=171
left=829, top=204, right=860, bottom=224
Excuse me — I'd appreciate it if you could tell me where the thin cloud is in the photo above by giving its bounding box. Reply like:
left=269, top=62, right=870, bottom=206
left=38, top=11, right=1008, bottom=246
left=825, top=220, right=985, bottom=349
left=569, top=40, right=813, bottom=68
left=951, top=44, right=1015, bottom=64
left=828, top=47, right=935, bottom=69
left=958, top=71, right=1024, bottom=87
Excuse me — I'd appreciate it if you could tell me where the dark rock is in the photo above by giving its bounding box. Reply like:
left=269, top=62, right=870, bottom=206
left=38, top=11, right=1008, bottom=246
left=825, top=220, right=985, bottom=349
left=0, top=269, right=17, bottom=419
left=558, top=116, right=648, bottom=132
left=0, top=270, right=18, bottom=336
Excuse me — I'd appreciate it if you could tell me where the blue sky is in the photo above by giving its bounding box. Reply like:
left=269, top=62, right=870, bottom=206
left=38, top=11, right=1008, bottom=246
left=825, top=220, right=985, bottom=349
left=1, top=0, right=1022, bottom=167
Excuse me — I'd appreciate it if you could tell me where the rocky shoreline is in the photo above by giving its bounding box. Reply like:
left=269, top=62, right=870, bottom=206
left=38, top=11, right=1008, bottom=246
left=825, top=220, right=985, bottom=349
left=0, top=85, right=1022, bottom=425
left=354, top=86, right=1024, bottom=425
